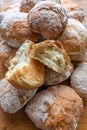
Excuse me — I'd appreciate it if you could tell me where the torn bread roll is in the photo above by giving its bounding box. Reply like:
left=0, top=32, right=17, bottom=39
left=0, top=78, right=37, bottom=113
left=0, top=41, right=16, bottom=79
left=29, top=40, right=72, bottom=74
left=59, top=18, right=87, bottom=62
left=6, top=40, right=45, bottom=90
left=61, top=0, right=85, bottom=22
left=25, top=85, right=83, bottom=130
left=45, top=65, right=73, bottom=86
left=70, top=62, right=87, bottom=99
left=27, top=1, right=67, bottom=39
left=0, top=11, right=41, bottom=48
left=20, top=0, right=61, bottom=13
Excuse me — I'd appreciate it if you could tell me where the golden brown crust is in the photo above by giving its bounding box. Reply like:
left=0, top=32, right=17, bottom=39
left=61, top=0, right=85, bottom=22
left=25, top=85, right=83, bottom=130
left=59, top=18, right=87, bottom=61
left=7, top=59, right=45, bottom=90
left=27, top=1, right=67, bottom=39
left=20, top=0, right=61, bottom=13
left=29, top=40, right=72, bottom=73
left=6, top=40, right=45, bottom=90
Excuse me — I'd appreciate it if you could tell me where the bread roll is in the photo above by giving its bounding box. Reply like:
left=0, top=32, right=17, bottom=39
left=0, top=11, right=41, bottom=48
left=6, top=40, right=45, bottom=90
left=29, top=40, right=72, bottom=74
left=27, top=1, right=67, bottom=39
left=59, top=18, right=87, bottom=62
left=70, top=62, right=87, bottom=99
left=61, top=0, right=84, bottom=22
left=25, top=85, right=83, bottom=130
left=45, top=65, right=73, bottom=86
left=20, top=0, right=61, bottom=13
left=0, top=78, right=37, bottom=113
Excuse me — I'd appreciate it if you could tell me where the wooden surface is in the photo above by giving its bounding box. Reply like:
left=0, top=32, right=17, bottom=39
left=0, top=0, right=87, bottom=130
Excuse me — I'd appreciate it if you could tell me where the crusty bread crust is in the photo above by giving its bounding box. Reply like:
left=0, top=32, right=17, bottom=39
left=0, top=78, right=37, bottom=113
left=59, top=18, right=87, bottom=61
left=70, top=62, right=87, bottom=99
left=6, top=40, right=45, bottom=90
left=45, top=64, right=73, bottom=86
left=0, top=12, right=41, bottom=48
left=25, top=85, right=83, bottom=130
left=61, top=0, right=84, bottom=22
left=20, top=0, right=61, bottom=13
left=27, top=1, right=67, bottom=39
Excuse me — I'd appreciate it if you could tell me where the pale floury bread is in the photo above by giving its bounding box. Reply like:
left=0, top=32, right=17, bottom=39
left=25, top=85, right=83, bottom=130
left=45, top=65, right=73, bottom=86
left=27, top=1, right=67, bottom=39
left=29, top=40, right=72, bottom=74
left=70, top=62, right=87, bottom=99
left=59, top=18, right=87, bottom=62
left=0, top=78, right=37, bottom=113
left=0, top=41, right=17, bottom=80
left=0, top=11, right=41, bottom=48
left=61, top=0, right=85, bottom=22
left=0, top=2, right=20, bottom=25
left=6, top=40, right=45, bottom=90
left=82, top=17, right=87, bottom=29
left=0, top=0, right=20, bottom=12
left=20, top=0, right=61, bottom=13
left=0, top=3, right=20, bottom=13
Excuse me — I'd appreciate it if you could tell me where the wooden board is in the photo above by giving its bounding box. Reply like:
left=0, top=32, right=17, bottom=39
left=0, top=0, right=87, bottom=130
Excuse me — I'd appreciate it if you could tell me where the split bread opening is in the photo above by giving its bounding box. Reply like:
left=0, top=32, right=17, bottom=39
left=29, top=40, right=72, bottom=74
left=6, top=40, right=45, bottom=90
left=6, top=40, right=72, bottom=90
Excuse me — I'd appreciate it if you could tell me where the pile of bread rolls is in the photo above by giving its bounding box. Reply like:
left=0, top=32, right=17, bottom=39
left=0, top=0, right=87, bottom=129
